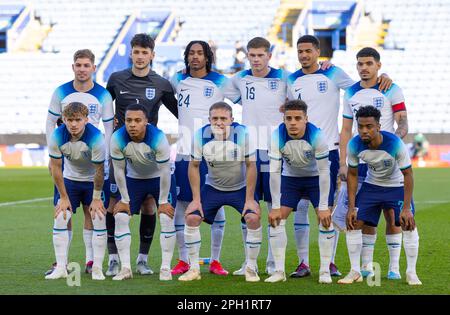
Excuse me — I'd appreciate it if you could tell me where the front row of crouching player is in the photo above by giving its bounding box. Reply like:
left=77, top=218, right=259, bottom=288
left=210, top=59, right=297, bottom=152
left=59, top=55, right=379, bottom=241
left=46, top=100, right=420, bottom=285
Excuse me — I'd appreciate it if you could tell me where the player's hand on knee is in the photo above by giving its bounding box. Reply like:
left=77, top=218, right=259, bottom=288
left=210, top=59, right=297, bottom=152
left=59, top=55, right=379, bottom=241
left=339, top=165, right=348, bottom=182
left=318, top=209, right=332, bottom=229
left=268, top=208, right=282, bottom=228
left=90, top=199, right=106, bottom=220
left=400, top=208, right=415, bottom=231
left=55, top=197, right=72, bottom=220
left=186, top=200, right=203, bottom=218
left=346, top=208, right=357, bottom=230
left=113, top=200, right=130, bottom=216
left=158, top=203, right=175, bottom=219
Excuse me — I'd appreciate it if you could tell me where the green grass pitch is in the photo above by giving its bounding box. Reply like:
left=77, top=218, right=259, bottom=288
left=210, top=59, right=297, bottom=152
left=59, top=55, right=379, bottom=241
left=0, top=167, right=449, bottom=295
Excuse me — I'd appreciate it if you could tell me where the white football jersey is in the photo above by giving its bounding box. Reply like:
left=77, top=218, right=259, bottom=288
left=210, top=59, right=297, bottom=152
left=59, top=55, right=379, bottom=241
left=343, top=82, right=406, bottom=134
left=192, top=122, right=254, bottom=191
left=170, top=71, right=240, bottom=155
left=230, top=67, right=289, bottom=150
left=48, top=123, right=105, bottom=182
left=348, top=131, right=411, bottom=187
left=269, top=122, right=329, bottom=177
left=48, top=81, right=114, bottom=128
left=110, top=124, right=170, bottom=179
left=287, top=66, right=355, bottom=150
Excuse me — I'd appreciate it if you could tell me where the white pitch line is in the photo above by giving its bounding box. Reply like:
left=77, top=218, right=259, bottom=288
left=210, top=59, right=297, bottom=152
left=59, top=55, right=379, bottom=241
left=0, top=197, right=52, bottom=207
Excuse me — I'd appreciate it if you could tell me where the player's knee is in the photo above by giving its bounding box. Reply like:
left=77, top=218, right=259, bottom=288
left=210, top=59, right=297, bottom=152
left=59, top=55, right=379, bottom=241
left=114, top=212, right=130, bottom=233
left=185, top=211, right=202, bottom=226
left=159, top=213, right=175, bottom=232
left=54, top=212, right=71, bottom=229
left=362, top=224, right=376, bottom=234
left=243, top=211, right=259, bottom=227
left=92, top=215, right=106, bottom=230
left=142, top=197, right=156, bottom=215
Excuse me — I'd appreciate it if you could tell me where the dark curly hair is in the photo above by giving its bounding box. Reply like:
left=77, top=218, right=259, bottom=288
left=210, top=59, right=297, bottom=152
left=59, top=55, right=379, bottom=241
left=184, top=40, right=214, bottom=73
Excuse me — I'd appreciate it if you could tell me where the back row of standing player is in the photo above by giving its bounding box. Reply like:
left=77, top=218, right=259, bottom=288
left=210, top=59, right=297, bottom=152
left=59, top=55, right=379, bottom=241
left=45, top=33, right=419, bottom=284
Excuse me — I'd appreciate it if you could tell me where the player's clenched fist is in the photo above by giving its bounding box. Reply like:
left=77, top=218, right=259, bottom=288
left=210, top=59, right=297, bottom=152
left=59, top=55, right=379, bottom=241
left=268, top=208, right=282, bottom=228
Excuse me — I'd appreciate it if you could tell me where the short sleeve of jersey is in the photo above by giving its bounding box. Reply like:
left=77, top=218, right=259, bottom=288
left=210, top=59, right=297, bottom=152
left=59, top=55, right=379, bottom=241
left=89, top=131, right=106, bottom=164
left=110, top=130, right=125, bottom=161
left=347, top=137, right=360, bottom=168
left=286, top=74, right=296, bottom=100
left=328, top=66, right=355, bottom=90
left=219, top=76, right=241, bottom=104
left=342, top=90, right=354, bottom=119
left=395, top=138, right=412, bottom=170
left=268, top=128, right=283, bottom=161
left=150, top=128, right=170, bottom=164
left=192, top=128, right=203, bottom=161
left=169, top=72, right=180, bottom=92
left=48, top=129, right=63, bottom=159
left=235, top=124, right=255, bottom=158
left=48, top=88, right=62, bottom=117
left=101, top=90, right=115, bottom=122
left=386, top=84, right=406, bottom=112
left=311, top=130, right=329, bottom=160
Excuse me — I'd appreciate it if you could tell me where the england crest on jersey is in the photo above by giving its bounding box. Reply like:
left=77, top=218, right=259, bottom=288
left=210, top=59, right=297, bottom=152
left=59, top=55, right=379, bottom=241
left=268, top=79, right=279, bottom=90
left=204, top=86, right=214, bottom=98
left=88, top=103, right=98, bottom=114
left=304, top=150, right=313, bottom=160
left=317, top=81, right=328, bottom=93
left=146, top=88, right=156, bottom=100
left=373, top=97, right=384, bottom=108
left=145, top=151, right=156, bottom=161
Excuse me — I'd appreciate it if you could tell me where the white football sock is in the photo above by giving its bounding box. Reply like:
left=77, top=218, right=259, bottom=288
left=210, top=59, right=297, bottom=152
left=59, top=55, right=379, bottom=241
left=136, top=253, right=148, bottom=264
left=109, top=254, right=119, bottom=263
left=346, top=230, right=362, bottom=273
left=92, top=216, right=107, bottom=270
left=83, top=228, right=94, bottom=264
left=403, top=228, right=419, bottom=274
left=386, top=233, right=402, bottom=274
left=114, top=212, right=131, bottom=270
left=294, top=199, right=310, bottom=265
left=175, top=201, right=189, bottom=262
left=211, top=207, right=225, bottom=262
left=67, top=230, right=73, bottom=264
left=266, top=202, right=274, bottom=264
left=246, top=226, right=262, bottom=271
left=240, top=223, right=248, bottom=264
left=268, top=219, right=287, bottom=272
left=318, top=223, right=335, bottom=273
left=331, top=230, right=339, bottom=264
left=53, top=212, right=71, bottom=269
left=361, top=234, right=377, bottom=271
left=159, top=213, right=176, bottom=270
left=184, top=225, right=201, bottom=270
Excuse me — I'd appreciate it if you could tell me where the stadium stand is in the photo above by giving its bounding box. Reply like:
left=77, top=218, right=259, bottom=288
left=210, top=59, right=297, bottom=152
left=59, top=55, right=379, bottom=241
left=331, top=0, right=450, bottom=134
left=0, top=0, right=279, bottom=136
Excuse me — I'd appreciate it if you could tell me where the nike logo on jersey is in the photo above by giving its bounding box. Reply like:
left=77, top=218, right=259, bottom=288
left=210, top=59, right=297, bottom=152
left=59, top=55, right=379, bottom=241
left=327, top=236, right=335, bottom=240
left=120, top=90, right=130, bottom=94
left=97, top=233, right=106, bottom=237
left=295, top=88, right=302, bottom=92
left=164, top=235, right=175, bottom=239
left=245, top=81, right=254, bottom=85
left=181, top=88, right=189, bottom=92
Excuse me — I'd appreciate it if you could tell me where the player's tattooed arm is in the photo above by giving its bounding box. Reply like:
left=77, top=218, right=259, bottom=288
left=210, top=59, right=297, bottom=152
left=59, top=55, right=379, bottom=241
left=93, top=162, right=104, bottom=192
left=394, top=111, right=409, bottom=139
